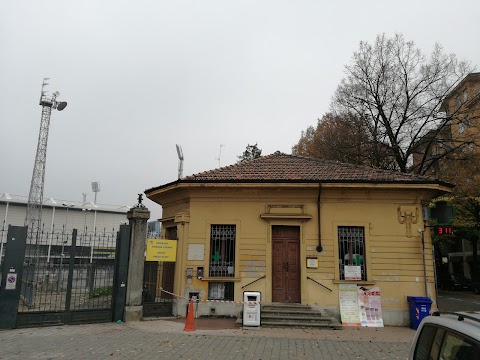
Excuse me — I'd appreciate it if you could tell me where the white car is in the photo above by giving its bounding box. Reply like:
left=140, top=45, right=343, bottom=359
left=409, top=311, right=480, bottom=359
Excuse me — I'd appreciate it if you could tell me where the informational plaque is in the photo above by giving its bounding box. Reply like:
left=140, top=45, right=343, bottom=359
left=339, top=284, right=361, bottom=326
left=188, top=244, right=205, bottom=260
left=306, top=257, right=318, bottom=268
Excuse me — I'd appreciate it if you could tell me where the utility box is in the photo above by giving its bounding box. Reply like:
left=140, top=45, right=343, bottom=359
left=243, top=291, right=261, bottom=326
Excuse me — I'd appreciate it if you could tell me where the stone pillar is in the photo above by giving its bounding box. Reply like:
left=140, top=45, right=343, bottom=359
left=124, top=200, right=150, bottom=322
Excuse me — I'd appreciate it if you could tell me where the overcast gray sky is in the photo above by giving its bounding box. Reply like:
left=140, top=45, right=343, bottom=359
left=1, top=0, right=479, bottom=220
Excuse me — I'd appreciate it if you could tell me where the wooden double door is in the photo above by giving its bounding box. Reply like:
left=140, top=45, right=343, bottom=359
left=272, top=226, right=301, bottom=303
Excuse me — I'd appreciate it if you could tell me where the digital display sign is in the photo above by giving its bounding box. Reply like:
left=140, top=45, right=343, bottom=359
left=434, top=226, right=454, bottom=235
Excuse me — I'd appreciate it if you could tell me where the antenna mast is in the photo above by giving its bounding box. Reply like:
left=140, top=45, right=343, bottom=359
left=25, top=78, right=68, bottom=250
left=176, top=144, right=184, bottom=179
left=215, top=144, right=225, bottom=167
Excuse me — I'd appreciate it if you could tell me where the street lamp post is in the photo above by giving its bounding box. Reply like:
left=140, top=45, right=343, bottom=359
left=57, top=203, right=74, bottom=293
left=82, top=208, right=94, bottom=263
left=46, top=205, right=56, bottom=263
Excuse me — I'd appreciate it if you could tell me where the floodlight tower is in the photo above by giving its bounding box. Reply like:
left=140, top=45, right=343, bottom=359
left=176, top=144, right=184, bottom=179
left=91, top=182, right=100, bottom=204
left=25, top=78, right=68, bottom=250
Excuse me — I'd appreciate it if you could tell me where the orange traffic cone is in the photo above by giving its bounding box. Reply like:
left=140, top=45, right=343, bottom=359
left=184, top=298, right=195, bottom=331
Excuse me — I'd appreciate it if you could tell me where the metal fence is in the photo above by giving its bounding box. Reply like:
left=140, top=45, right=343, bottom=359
left=21, top=226, right=117, bottom=312
left=1, top=224, right=119, bottom=327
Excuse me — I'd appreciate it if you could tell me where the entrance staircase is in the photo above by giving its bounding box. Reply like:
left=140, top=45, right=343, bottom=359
left=251, top=303, right=342, bottom=329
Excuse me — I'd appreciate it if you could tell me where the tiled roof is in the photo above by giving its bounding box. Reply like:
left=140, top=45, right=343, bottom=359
left=178, top=152, right=450, bottom=185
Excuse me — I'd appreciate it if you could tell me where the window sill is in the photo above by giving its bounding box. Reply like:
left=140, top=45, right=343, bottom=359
left=260, top=213, right=312, bottom=220
left=333, top=280, right=375, bottom=285
left=199, top=277, right=241, bottom=282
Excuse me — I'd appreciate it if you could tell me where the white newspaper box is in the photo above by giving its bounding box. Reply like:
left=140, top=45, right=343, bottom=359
left=243, top=291, right=261, bottom=326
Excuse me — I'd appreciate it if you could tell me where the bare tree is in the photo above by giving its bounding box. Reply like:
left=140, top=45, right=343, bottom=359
left=332, top=33, right=473, bottom=175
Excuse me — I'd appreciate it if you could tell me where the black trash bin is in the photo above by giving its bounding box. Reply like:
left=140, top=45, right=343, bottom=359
left=407, top=296, right=432, bottom=330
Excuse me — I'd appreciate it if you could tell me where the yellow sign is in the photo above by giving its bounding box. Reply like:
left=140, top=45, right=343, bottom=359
left=146, top=239, right=177, bottom=262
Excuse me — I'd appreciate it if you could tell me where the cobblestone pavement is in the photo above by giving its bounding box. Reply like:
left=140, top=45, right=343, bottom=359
left=0, top=319, right=415, bottom=360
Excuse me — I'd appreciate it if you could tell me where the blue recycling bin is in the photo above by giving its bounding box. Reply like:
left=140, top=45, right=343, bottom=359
left=407, top=296, right=432, bottom=330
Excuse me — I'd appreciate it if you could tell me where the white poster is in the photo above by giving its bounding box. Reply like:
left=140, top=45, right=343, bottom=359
left=344, top=265, right=362, bottom=280
left=358, top=286, right=384, bottom=327
left=339, top=284, right=361, bottom=326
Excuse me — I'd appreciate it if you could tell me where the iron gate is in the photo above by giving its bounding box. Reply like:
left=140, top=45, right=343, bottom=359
left=0, top=225, right=129, bottom=328
left=143, top=261, right=175, bottom=317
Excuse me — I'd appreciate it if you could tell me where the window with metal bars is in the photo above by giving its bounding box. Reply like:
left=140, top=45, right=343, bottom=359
left=165, top=227, right=177, bottom=240
left=208, top=282, right=234, bottom=301
left=209, top=224, right=236, bottom=277
left=338, top=226, right=367, bottom=281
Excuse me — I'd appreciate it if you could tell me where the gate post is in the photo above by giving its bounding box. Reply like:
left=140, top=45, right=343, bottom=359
left=124, top=196, right=150, bottom=322
left=64, top=229, right=77, bottom=324
left=0, top=226, right=28, bottom=329
left=112, top=224, right=131, bottom=322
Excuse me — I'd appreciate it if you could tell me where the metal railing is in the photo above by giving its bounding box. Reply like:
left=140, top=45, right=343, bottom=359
left=242, top=275, right=266, bottom=289
left=307, top=276, right=332, bottom=292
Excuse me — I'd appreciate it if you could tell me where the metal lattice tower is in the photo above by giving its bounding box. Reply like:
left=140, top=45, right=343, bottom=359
left=25, top=78, right=67, bottom=250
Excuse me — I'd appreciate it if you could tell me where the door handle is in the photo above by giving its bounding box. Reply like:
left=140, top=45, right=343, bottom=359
left=285, top=262, right=289, bottom=272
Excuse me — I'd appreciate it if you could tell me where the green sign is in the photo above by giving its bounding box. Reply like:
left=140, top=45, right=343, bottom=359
left=429, top=201, right=455, bottom=225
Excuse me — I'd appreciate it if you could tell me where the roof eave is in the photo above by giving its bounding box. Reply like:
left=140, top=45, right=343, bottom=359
left=145, top=179, right=453, bottom=203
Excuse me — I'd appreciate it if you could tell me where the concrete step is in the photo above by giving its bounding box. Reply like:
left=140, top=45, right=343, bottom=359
left=262, top=303, right=312, bottom=311
left=261, top=314, right=331, bottom=322
left=260, top=320, right=342, bottom=330
left=253, top=303, right=342, bottom=330
left=261, top=309, right=325, bottom=318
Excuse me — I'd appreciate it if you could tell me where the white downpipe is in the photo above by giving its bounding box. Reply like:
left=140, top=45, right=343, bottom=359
left=46, top=207, right=55, bottom=263
left=0, top=202, right=9, bottom=265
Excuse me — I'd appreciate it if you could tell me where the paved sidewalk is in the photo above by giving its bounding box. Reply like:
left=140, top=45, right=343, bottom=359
left=0, top=319, right=416, bottom=359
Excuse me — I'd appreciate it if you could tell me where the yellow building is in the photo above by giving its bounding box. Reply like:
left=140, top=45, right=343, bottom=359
left=145, top=152, right=452, bottom=326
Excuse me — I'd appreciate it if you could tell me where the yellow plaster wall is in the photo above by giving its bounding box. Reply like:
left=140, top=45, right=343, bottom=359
left=168, top=186, right=437, bottom=317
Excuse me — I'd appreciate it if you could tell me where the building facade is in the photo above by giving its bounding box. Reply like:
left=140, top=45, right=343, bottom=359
left=146, top=152, right=452, bottom=326
left=441, top=72, right=480, bottom=151
left=0, top=193, right=129, bottom=263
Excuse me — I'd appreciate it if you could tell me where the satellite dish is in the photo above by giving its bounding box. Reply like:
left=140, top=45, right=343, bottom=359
left=53, top=91, right=60, bottom=97
left=57, top=102, right=67, bottom=111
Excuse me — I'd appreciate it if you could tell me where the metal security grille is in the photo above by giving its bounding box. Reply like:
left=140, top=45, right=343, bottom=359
left=209, top=225, right=235, bottom=277
left=208, top=282, right=234, bottom=301
left=338, top=226, right=367, bottom=280
left=165, top=227, right=178, bottom=240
